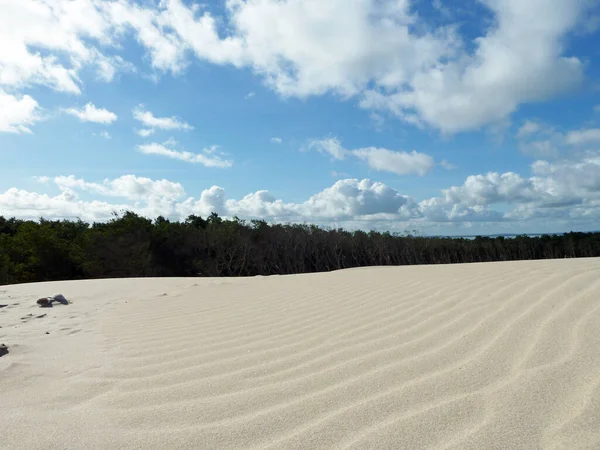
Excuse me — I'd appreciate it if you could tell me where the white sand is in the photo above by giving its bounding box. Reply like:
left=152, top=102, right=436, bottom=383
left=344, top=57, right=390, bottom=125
left=2, top=258, right=600, bottom=449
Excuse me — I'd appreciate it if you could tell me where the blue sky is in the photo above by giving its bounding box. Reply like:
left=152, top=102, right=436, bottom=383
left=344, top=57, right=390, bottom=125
left=2, top=0, right=600, bottom=235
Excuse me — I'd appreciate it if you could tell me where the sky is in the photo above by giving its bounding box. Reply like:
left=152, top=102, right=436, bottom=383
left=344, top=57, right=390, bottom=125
left=1, top=0, right=600, bottom=236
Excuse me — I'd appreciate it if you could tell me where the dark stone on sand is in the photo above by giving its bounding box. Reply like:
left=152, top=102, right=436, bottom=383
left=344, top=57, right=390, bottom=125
left=0, top=344, right=8, bottom=357
left=0, top=304, right=7, bottom=308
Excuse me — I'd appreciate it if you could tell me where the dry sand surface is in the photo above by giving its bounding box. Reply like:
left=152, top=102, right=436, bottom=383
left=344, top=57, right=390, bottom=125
left=2, top=258, right=600, bottom=449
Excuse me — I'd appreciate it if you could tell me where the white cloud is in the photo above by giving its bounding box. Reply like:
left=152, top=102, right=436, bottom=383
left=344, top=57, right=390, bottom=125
left=132, top=105, right=192, bottom=133
left=3, top=0, right=588, bottom=133
left=369, top=113, right=386, bottom=132
left=520, top=140, right=560, bottom=159
left=225, top=0, right=453, bottom=98
left=362, top=0, right=585, bottom=132
left=0, top=0, right=120, bottom=94
left=64, top=102, right=117, bottom=124
left=245, top=92, right=255, bottom=99
left=53, top=174, right=185, bottom=201
left=100, top=0, right=188, bottom=74
left=419, top=152, right=600, bottom=223
left=352, top=147, right=434, bottom=176
left=136, top=128, right=155, bottom=137
left=516, top=120, right=563, bottom=159
left=0, top=175, right=417, bottom=225
left=158, top=0, right=245, bottom=66
left=162, top=137, right=178, bottom=147
left=517, top=120, right=543, bottom=138
left=440, top=160, right=457, bottom=170
left=99, top=131, right=111, bottom=139
left=215, top=0, right=586, bottom=132
left=516, top=120, right=600, bottom=159
left=309, top=137, right=434, bottom=176
left=298, top=179, right=418, bottom=220
left=0, top=187, right=125, bottom=222
left=270, top=137, right=282, bottom=144
left=437, top=172, right=539, bottom=208
left=564, top=129, right=600, bottom=146
left=4, top=149, right=600, bottom=231
left=177, top=177, right=420, bottom=222
left=308, top=137, right=347, bottom=160
left=0, top=89, right=40, bottom=133
left=137, top=143, right=232, bottom=168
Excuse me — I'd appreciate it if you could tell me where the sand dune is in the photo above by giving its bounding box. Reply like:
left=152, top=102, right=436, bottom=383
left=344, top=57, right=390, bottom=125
left=2, top=258, right=600, bottom=449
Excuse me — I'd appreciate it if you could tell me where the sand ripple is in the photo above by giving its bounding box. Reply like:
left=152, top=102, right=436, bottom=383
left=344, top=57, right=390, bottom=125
left=2, top=259, right=600, bottom=449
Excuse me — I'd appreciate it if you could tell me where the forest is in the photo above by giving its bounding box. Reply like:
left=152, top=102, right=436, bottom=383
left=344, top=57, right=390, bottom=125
left=1, top=212, right=599, bottom=285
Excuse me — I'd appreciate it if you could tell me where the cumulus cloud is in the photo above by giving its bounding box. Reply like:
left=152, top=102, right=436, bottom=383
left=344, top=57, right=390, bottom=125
left=419, top=152, right=600, bottom=223
left=270, top=137, right=282, bottom=144
left=2, top=0, right=590, bottom=133
left=176, top=179, right=420, bottom=224
left=438, top=172, right=539, bottom=208
left=299, top=179, right=418, bottom=220
left=53, top=174, right=185, bottom=200
left=362, top=0, right=585, bottom=132
left=132, top=105, right=192, bottom=134
left=4, top=149, right=600, bottom=231
left=64, top=102, right=117, bottom=124
left=0, top=0, right=122, bottom=94
left=1, top=175, right=419, bottom=225
left=137, top=143, right=233, bottom=168
left=211, top=0, right=585, bottom=132
left=0, top=187, right=126, bottom=222
left=0, top=90, right=41, bottom=133
left=308, top=137, right=434, bottom=176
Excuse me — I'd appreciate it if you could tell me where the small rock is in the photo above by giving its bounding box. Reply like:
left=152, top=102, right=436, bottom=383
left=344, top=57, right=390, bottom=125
left=0, top=344, right=8, bottom=357
left=37, top=298, right=51, bottom=307
left=46, top=332, right=50, bottom=335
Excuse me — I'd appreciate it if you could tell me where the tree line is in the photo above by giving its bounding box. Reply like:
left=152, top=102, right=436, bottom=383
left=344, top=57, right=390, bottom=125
left=1, top=212, right=599, bottom=285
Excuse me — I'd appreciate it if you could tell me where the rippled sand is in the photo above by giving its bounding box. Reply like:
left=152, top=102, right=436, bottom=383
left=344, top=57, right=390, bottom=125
left=2, top=258, right=600, bottom=449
